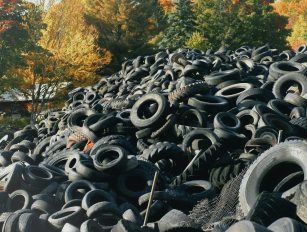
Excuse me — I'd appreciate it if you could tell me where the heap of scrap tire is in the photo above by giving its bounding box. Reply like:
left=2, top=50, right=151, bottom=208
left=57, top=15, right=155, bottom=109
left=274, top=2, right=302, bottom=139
left=0, top=44, right=306, bottom=232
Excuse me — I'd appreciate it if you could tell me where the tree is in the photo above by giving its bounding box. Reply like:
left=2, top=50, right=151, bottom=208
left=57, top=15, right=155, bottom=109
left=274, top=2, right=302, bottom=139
left=0, top=0, right=30, bottom=77
left=193, top=0, right=290, bottom=50
left=4, top=2, right=70, bottom=124
left=158, top=0, right=174, bottom=12
left=273, top=0, right=307, bottom=49
left=40, top=0, right=111, bottom=86
left=9, top=52, right=71, bottom=124
left=158, top=0, right=196, bottom=49
left=83, top=0, right=163, bottom=73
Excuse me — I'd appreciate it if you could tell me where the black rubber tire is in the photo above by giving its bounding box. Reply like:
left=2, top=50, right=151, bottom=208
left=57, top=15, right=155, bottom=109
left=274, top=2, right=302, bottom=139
left=290, top=107, right=307, bottom=119
left=188, top=95, right=229, bottom=114
left=268, top=217, right=307, bottom=232
left=225, top=220, right=271, bottom=232
left=93, top=145, right=128, bottom=174
left=62, top=223, right=81, bottom=232
left=80, top=219, right=104, bottom=232
left=239, top=140, right=307, bottom=215
left=64, top=180, right=96, bottom=203
left=31, top=199, right=57, bottom=215
left=284, top=93, right=307, bottom=107
left=4, top=163, right=24, bottom=193
left=115, top=159, right=158, bottom=199
left=268, top=99, right=295, bottom=118
left=23, top=165, right=53, bottom=187
left=8, top=190, right=31, bottom=211
left=246, top=192, right=298, bottom=226
left=81, top=189, right=116, bottom=210
left=295, top=181, right=307, bottom=223
left=48, top=206, right=85, bottom=230
left=236, top=88, right=275, bottom=105
left=130, top=93, right=169, bottom=129
left=178, top=109, right=207, bottom=128
left=204, top=69, right=241, bottom=86
left=215, top=83, right=254, bottom=103
left=86, top=201, right=121, bottom=218
left=62, top=199, right=82, bottom=210
left=182, top=129, right=219, bottom=154
left=273, top=73, right=307, bottom=99
left=18, top=213, right=40, bottom=232
left=258, top=113, right=295, bottom=135
left=213, top=112, right=241, bottom=132
left=269, top=61, right=306, bottom=80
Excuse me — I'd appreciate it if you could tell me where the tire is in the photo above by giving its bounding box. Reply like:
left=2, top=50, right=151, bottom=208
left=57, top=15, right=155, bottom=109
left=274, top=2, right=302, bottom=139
left=236, top=109, right=259, bottom=126
left=168, top=81, right=209, bottom=104
left=18, top=213, right=40, bottom=232
left=86, top=201, right=121, bottom=218
left=225, top=220, right=271, bottom=232
left=295, top=181, right=307, bottom=223
left=142, top=142, right=187, bottom=176
left=115, top=159, right=158, bottom=199
left=130, top=93, right=169, bottom=128
left=258, top=113, right=295, bottom=135
left=239, top=140, right=307, bottom=215
left=188, top=95, right=229, bottom=114
left=62, top=199, right=82, bottom=210
left=204, top=69, right=241, bottom=86
left=290, top=117, right=307, bottom=137
left=182, top=129, right=219, bottom=154
left=215, top=83, right=254, bottom=103
left=11, top=151, right=34, bottom=165
left=290, top=107, right=307, bottom=119
left=8, top=190, right=31, bottom=211
left=2, top=213, right=21, bottom=232
left=269, top=61, right=306, bottom=80
left=93, top=145, right=128, bottom=174
left=31, top=199, right=57, bottom=215
left=178, top=109, right=207, bottom=128
left=284, top=93, right=307, bottom=107
left=268, top=217, right=307, bottom=232
left=213, top=112, right=241, bottom=132
left=236, top=88, right=274, bottom=105
left=23, top=165, right=53, bottom=187
left=112, top=219, right=143, bottom=232
left=64, top=180, right=96, bottom=203
left=273, top=73, right=307, bottom=99
left=48, top=206, right=85, bottom=229
left=81, top=189, right=116, bottom=210
left=246, top=192, right=298, bottom=226
left=267, top=99, right=294, bottom=118
left=80, top=219, right=104, bottom=232
left=4, top=163, right=24, bottom=193
left=62, top=223, right=80, bottom=232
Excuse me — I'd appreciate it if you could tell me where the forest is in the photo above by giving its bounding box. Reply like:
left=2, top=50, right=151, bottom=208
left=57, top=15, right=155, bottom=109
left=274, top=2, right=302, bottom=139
left=0, top=0, right=306, bottom=116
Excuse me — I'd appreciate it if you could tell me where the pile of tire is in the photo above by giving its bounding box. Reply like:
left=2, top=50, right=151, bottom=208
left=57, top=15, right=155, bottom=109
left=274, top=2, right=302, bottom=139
left=0, top=44, right=306, bottom=232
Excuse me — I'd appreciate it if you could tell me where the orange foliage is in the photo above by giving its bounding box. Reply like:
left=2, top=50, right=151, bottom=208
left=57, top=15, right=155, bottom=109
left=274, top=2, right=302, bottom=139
left=273, top=0, right=307, bottom=49
left=158, top=0, right=174, bottom=12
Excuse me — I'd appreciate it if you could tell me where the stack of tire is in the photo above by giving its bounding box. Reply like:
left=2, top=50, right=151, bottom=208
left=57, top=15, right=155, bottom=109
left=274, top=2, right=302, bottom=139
left=0, top=44, right=306, bottom=232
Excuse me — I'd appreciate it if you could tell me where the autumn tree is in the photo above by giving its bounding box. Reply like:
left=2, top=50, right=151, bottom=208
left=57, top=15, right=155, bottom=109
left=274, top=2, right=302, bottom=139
left=158, top=0, right=196, bottom=49
left=192, top=0, right=290, bottom=50
left=40, top=0, right=110, bottom=86
left=83, top=0, right=163, bottom=73
left=273, top=0, right=307, bottom=49
left=0, top=0, right=29, bottom=77
left=158, top=0, right=174, bottom=13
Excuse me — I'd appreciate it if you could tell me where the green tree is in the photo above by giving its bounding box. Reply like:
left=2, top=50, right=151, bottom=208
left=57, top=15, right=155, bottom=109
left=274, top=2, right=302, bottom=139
left=158, top=0, right=196, bottom=49
left=83, top=0, right=163, bottom=74
left=193, top=0, right=290, bottom=50
left=0, top=0, right=30, bottom=77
